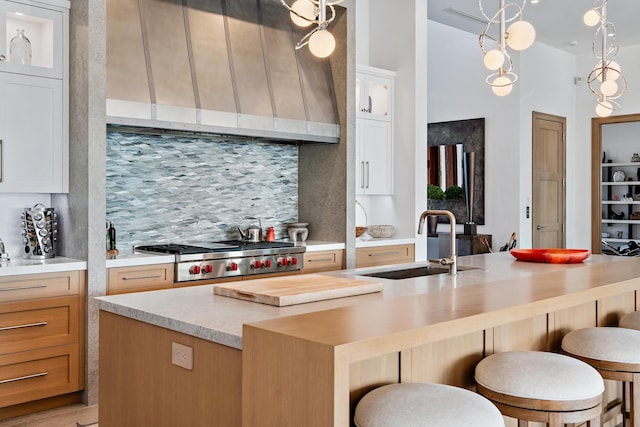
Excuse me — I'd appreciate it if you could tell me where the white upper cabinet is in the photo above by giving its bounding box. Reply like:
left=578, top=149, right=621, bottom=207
left=355, top=65, right=395, bottom=196
left=0, top=0, right=68, bottom=193
left=356, top=64, right=395, bottom=122
left=0, top=0, right=67, bottom=79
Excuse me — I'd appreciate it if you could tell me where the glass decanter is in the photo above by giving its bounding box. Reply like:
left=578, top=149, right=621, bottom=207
left=10, top=29, right=32, bottom=65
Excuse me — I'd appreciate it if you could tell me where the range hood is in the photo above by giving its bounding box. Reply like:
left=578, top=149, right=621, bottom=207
left=106, top=0, right=340, bottom=143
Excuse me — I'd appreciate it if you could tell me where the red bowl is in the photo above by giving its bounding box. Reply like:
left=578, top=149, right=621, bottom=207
left=509, top=248, right=591, bottom=264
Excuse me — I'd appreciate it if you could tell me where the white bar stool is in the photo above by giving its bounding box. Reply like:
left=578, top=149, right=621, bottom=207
left=562, top=327, right=640, bottom=427
left=354, top=382, right=505, bottom=427
left=475, top=351, right=604, bottom=427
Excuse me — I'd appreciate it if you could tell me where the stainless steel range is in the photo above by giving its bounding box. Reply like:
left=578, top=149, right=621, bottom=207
left=135, top=241, right=306, bottom=282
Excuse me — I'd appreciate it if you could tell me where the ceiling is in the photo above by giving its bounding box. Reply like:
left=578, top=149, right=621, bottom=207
left=427, top=0, right=640, bottom=54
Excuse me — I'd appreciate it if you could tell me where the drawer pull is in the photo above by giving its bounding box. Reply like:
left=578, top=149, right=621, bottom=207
left=0, top=284, right=48, bottom=292
left=369, top=251, right=401, bottom=257
left=308, top=258, right=334, bottom=262
left=0, top=321, right=47, bottom=332
left=122, top=274, right=163, bottom=281
left=0, top=371, right=48, bottom=385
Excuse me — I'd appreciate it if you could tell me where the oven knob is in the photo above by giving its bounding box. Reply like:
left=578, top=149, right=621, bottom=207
left=278, top=258, right=288, bottom=267
left=204, top=264, right=213, bottom=274
left=189, top=265, right=201, bottom=275
left=227, top=262, right=238, bottom=271
left=253, top=260, right=262, bottom=269
left=291, top=257, right=298, bottom=265
left=264, top=259, right=271, bottom=268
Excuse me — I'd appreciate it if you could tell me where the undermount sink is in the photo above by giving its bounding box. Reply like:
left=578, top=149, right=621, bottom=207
left=362, top=265, right=477, bottom=280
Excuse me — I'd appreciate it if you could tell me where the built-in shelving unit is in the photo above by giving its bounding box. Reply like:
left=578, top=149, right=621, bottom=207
left=591, top=114, right=640, bottom=254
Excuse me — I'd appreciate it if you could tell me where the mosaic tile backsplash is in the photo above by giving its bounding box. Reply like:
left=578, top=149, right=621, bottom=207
left=107, top=131, right=299, bottom=251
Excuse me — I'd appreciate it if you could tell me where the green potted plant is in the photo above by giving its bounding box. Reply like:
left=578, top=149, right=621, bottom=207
left=427, top=184, right=445, bottom=201
left=444, top=185, right=463, bottom=200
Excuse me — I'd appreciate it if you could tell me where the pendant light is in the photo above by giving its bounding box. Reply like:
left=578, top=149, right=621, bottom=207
left=281, top=0, right=343, bottom=58
left=478, top=0, right=536, bottom=96
left=584, top=0, right=626, bottom=117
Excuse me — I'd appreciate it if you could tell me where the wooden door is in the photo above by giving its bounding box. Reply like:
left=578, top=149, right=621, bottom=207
left=532, top=112, right=566, bottom=248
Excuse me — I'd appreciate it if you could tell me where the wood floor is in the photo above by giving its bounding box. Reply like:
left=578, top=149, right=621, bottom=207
left=0, top=404, right=98, bottom=427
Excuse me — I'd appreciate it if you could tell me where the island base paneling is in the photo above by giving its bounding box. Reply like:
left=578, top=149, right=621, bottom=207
left=99, top=311, right=242, bottom=427
left=242, top=324, right=341, bottom=427
left=349, top=353, right=399, bottom=421
left=401, top=330, right=484, bottom=389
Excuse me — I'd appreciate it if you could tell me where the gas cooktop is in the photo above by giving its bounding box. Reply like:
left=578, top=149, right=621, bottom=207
left=136, top=241, right=296, bottom=255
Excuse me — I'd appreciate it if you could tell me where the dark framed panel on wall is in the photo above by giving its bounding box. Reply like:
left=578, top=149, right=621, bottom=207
left=427, top=118, right=485, bottom=225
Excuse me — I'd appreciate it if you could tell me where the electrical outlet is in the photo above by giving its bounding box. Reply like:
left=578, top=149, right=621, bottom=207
left=171, top=342, right=193, bottom=370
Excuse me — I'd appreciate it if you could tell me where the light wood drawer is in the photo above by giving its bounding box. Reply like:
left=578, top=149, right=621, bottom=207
left=356, top=244, right=415, bottom=268
left=303, top=250, right=344, bottom=273
left=0, top=297, right=79, bottom=355
left=108, top=264, right=174, bottom=295
left=0, top=343, right=80, bottom=409
left=0, top=272, right=80, bottom=303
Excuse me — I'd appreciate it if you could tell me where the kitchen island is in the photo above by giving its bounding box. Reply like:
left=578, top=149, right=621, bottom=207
left=94, top=252, right=640, bottom=426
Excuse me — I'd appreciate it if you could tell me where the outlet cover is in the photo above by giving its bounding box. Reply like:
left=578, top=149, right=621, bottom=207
left=171, top=342, right=193, bottom=370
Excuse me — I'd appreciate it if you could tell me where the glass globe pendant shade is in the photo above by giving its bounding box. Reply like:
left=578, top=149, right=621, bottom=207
left=484, top=49, right=505, bottom=70
left=606, top=61, right=621, bottom=81
left=583, top=9, right=601, bottom=26
left=290, top=0, right=316, bottom=27
left=308, top=29, right=336, bottom=58
left=595, top=100, right=613, bottom=117
left=600, top=79, right=618, bottom=97
left=492, top=76, right=513, bottom=96
left=506, top=20, right=536, bottom=51
left=593, top=60, right=622, bottom=82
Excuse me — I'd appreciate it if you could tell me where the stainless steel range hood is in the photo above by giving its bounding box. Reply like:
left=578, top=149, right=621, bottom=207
left=106, top=0, right=340, bottom=143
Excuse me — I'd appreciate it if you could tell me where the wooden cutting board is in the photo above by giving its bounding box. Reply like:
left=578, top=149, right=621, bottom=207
left=213, top=274, right=383, bottom=307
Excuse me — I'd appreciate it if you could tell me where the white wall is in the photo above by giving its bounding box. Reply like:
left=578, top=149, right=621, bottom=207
left=0, top=194, right=52, bottom=258
left=427, top=20, right=522, bottom=249
left=519, top=43, right=576, bottom=247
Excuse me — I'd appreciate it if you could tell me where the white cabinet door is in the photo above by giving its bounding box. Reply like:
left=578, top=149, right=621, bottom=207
left=0, top=0, right=66, bottom=79
left=356, top=66, right=394, bottom=122
left=0, top=73, right=65, bottom=192
left=356, top=118, right=393, bottom=195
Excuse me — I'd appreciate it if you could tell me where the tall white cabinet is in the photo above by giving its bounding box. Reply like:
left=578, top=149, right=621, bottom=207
left=0, top=0, right=68, bottom=193
left=355, top=65, right=395, bottom=196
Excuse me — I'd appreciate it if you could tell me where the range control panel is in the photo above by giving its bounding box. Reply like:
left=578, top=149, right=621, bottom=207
left=176, top=254, right=303, bottom=282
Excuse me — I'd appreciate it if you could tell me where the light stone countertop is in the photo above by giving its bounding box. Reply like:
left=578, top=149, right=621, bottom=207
left=355, top=237, right=415, bottom=247
left=295, top=240, right=345, bottom=251
left=0, top=257, right=87, bottom=277
left=94, top=251, right=628, bottom=351
left=106, top=251, right=175, bottom=268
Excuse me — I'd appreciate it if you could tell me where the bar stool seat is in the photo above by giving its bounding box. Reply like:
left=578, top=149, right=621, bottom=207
left=354, top=382, right=505, bottom=427
left=562, top=327, right=640, bottom=426
left=475, top=351, right=603, bottom=426
left=620, top=311, right=640, bottom=331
